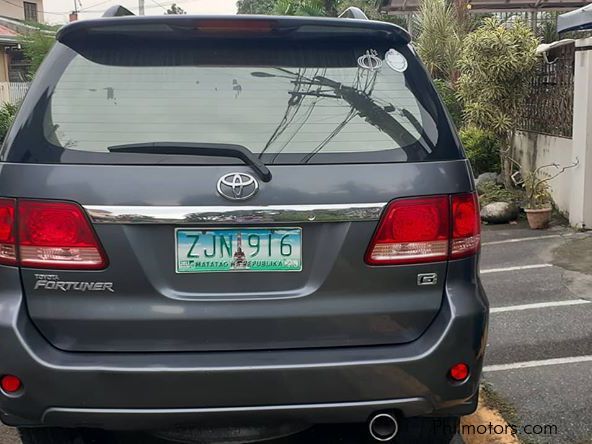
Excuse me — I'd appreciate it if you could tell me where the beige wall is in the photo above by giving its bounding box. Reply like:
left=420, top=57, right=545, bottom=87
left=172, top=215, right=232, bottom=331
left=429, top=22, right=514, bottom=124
left=570, top=37, right=592, bottom=229
left=0, top=52, right=8, bottom=82
left=0, top=0, right=44, bottom=22
left=513, top=131, right=574, bottom=216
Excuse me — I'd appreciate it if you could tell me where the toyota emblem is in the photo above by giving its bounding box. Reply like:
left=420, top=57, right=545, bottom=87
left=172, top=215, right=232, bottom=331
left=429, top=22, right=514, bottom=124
left=217, top=173, right=259, bottom=201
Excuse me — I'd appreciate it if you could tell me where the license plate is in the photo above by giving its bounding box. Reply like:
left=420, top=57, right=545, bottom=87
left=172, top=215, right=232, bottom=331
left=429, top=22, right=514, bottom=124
left=176, top=228, right=302, bottom=273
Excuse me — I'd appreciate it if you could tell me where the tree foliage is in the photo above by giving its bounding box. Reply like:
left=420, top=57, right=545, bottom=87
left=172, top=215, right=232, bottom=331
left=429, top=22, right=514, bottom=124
left=274, top=0, right=327, bottom=15
left=269, top=0, right=396, bottom=21
left=433, top=79, right=463, bottom=128
left=458, top=18, right=538, bottom=135
left=0, top=102, right=18, bottom=143
left=238, top=0, right=404, bottom=26
left=18, top=31, right=54, bottom=79
left=458, top=18, right=538, bottom=183
left=237, top=0, right=278, bottom=14
left=537, top=17, right=558, bottom=44
left=414, top=0, right=465, bottom=82
left=166, top=3, right=186, bottom=14
left=459, top=126, right=501, bottom=175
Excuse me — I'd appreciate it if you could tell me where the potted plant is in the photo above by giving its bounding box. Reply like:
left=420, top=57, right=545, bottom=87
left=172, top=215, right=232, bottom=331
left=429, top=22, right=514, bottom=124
left=523, top=170, right=553, bottom=229
left=521, top=161, right=578, bottom=229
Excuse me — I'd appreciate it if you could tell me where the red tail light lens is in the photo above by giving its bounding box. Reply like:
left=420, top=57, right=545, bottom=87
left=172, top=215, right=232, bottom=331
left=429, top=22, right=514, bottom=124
left=0, top=198, right=17, bottom=266
left=365, top=196, right=450, bottom=265
left=449, top=362, right=470, bottom=382
left=451, top=193, right=481, bottom=259
left=17, top=200, right=107, bottom=270
left=366, top=193, right=481, bottom=265
left=0, top=374, right=22, bottom=393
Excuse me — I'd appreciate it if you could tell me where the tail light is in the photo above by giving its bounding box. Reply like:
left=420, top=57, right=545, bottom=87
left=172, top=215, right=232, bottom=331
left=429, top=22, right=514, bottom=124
left=451, top=193, right=481, bottom=259
left=366, top=193, right=480, bottom=265
left=365, top=196, right=450, bottom=265
left=0, top=198, right=17, bottom=266
left=0, top=199, right=107, bottom=270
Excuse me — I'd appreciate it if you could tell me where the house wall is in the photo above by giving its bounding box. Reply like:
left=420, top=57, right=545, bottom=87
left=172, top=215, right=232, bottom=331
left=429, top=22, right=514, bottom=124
left=569, top=37, right=592, bottom=229
left=512, top=131, right=574, bottom=216
left=0, top=0, right=44, bottom=22
left=0, top=52, right=9, bottom=82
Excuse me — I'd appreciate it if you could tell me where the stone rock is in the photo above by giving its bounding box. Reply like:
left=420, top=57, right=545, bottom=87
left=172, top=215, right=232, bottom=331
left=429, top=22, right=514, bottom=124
left=475, top=172, right=498, bottom=189
left=480, top=202, right=519, bottom=224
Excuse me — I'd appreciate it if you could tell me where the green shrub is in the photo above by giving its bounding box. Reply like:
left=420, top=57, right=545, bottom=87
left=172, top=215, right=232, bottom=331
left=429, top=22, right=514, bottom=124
left=0, top=102, right=18, bottom=143
left=458, top=18, right=538, bottom=135
left=460, top=126, right=501, bottom=176
left=18, top=31, right=55, bottom=79
left=433, top=79, right=463, bottom=128
left=457, top=18, right=538, bottom=185
left=414, top=0, right=464, bottom=81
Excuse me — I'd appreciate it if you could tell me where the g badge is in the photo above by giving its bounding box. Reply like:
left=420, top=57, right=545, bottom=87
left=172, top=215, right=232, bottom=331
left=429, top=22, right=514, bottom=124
left=417, top=273, right=438, bottom=286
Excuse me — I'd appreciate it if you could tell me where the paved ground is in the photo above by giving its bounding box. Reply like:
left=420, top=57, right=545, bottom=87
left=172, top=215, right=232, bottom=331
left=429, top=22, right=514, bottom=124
left=480, top=221, right=592, bottom=444
left=2, top=221, right=591, bottom=443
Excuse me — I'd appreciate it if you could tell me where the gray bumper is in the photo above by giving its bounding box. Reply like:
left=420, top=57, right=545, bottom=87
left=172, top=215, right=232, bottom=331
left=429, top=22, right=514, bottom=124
left=0, top=259, right=488, bottom=430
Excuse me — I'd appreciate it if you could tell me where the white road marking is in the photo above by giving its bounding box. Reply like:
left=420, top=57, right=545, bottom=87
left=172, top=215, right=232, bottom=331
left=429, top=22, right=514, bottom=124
left=483, top=355, right=592, bottom=372
left=481, top=264, right=553, bottom=274
left=491, top=299, right=591, bottom=313
left=482, top=234, right=571, bottom=246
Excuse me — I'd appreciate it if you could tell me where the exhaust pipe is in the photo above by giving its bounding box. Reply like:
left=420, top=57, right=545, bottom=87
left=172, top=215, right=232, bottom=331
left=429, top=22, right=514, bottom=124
left=368, top=412, right=398, bottom=442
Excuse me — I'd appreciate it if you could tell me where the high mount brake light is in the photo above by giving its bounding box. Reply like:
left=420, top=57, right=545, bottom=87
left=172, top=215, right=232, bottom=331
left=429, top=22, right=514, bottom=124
left=194, top=20, right=276, bottom=33
left=365, top=193, right=480, bottom=265
left=0, top=199, right=107, bottom=270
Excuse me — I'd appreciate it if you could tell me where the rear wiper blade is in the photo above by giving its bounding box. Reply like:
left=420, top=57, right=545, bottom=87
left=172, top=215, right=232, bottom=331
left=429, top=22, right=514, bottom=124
left=107, top=142, right=272, bottom=182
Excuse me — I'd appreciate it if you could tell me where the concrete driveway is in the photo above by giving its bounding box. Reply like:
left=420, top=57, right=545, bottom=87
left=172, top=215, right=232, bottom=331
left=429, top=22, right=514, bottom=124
left=480, top=222, right=592, bottom=444
left=1, top=222, right=591, bottom=443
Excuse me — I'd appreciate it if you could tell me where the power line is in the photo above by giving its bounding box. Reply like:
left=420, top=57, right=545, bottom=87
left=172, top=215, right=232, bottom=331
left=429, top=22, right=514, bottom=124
left=149, top=0, right=167, bottom=12
left=79, top=0, right=112, bottom=12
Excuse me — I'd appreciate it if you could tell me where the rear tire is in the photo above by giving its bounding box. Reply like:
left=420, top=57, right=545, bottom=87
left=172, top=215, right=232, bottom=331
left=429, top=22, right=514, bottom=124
left=394, top=416, right=461, bottom=443
left=19, top=427, right=109, bottom=444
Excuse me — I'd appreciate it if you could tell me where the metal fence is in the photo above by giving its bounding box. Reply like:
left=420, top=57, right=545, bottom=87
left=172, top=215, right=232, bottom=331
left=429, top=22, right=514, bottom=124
left=0, top=82, right=30, bottom=105
left=517, top=43, right=575, bottom=138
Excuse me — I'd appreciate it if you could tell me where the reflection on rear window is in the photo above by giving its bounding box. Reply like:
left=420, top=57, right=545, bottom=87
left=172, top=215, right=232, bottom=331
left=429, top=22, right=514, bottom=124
left=45, top=48, right=437, bottom=163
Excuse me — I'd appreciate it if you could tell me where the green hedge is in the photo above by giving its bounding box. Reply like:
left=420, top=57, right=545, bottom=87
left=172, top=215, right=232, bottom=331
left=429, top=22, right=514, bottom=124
left=0, top=102, right=18, bottom=143
left=459, top=126, right=501, bottom=176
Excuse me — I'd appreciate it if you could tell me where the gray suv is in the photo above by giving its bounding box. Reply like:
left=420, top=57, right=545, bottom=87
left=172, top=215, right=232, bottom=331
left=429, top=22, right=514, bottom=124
left=0, top=6, right=488, bottom=444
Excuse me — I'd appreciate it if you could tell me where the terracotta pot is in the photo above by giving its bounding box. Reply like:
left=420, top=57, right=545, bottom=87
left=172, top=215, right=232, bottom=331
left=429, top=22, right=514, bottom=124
left=524, top=207, right=552, bottom=229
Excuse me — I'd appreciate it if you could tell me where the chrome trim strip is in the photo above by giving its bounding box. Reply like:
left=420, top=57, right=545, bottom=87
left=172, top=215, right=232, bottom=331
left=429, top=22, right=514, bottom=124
left=84, top=203, right=387, bottom=225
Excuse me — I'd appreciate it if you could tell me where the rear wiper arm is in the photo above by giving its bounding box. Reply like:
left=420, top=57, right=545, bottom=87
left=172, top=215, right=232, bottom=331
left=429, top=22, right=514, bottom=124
left=108, top=142, right=272, bottom=182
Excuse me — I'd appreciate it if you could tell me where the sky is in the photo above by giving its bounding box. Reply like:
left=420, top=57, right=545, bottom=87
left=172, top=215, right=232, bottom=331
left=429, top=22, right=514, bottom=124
left=43, top=0, right=237, bottom=24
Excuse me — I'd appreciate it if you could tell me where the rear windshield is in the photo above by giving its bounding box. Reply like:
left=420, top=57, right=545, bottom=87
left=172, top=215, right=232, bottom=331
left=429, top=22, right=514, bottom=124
left=4, top=37, right=461, bottom=165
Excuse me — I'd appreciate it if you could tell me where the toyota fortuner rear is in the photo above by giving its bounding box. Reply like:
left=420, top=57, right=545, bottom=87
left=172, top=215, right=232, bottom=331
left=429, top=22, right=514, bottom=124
left=0, top=8, right=488, bottom=444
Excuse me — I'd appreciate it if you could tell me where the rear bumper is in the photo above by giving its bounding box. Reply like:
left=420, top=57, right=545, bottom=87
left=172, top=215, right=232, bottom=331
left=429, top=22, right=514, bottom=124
left=0, top=258, right=488, bottom=430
